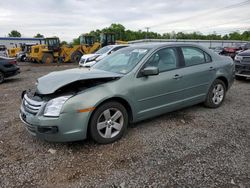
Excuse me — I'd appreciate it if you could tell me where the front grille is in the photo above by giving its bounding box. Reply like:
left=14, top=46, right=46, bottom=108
left=23, top=94, right=44, bottom=115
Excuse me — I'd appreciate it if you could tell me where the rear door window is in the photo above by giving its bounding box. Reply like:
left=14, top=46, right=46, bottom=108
left=181, top=47, right=207, bottom=66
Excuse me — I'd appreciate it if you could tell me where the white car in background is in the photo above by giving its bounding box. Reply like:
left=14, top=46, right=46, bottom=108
left=79, top=44, right=128, bottom=67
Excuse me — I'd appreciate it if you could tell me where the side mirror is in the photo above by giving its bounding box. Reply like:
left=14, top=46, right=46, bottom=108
left=142, top=66, right=159, bottom=76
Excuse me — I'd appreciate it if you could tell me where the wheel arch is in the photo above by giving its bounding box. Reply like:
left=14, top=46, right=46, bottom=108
left=216, top=76, right=229, bottom=90
left=93, top=97, right=134, bottom=123
left=86, top=96, right=134, bottom=138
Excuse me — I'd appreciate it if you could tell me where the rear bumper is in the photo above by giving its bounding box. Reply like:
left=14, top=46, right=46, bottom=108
left=3, top=67, right=20, bottom=77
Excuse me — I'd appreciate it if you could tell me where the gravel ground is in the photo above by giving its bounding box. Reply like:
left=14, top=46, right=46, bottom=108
left=0, top=63, right=249, bottom=187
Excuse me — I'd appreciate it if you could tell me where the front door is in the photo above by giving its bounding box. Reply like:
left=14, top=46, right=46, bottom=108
left=133, top=47, right=187, bottom=120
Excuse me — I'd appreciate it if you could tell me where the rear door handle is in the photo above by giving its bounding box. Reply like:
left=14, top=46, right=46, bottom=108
left=173, top=74, right=183, bottom=79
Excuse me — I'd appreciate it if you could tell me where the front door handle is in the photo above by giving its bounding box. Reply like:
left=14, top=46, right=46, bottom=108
left=173, top=74, right=183, bottom=79
left=209, top=66, right=216, bottom=71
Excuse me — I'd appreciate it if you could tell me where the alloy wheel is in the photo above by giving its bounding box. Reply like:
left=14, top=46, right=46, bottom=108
left=97, top=108, right=124, bottom=139
left=212, top=83, right=224, bottom=105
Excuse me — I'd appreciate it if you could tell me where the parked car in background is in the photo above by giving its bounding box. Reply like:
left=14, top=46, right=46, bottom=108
left=220, top=46, right=241, bottom=59
left=79, top=44, right=128, bottom=67
left=234, top=49, right=250, bottom=80
left=20, top=43, right=234, bottom=144
left=0, top=56, right=20, bottom=83
left=16, top=43, right=37, bottom=62
left=213, top=46, right=224, bottom=54
left=0, top=45, right=8, bottom=57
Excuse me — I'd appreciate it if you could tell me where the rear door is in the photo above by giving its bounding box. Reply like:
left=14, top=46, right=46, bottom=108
left=177, top=46, right=217, bottom=101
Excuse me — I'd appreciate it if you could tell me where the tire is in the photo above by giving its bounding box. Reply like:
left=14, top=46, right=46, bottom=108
left=235, top=75, right=246, bottom=81
left=0, top=71, right=4, bottom=84
left=89, top=101, right=128, bottom=144
left=204, top=79, right=226, bottom=108
left=70, top=51, right=83, bottom=63
left=41, top=53, right=54, bottom=64
left=20, top=55, right=26, bottom=62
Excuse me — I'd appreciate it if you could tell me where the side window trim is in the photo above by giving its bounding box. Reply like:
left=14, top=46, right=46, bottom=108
left=203, top=51, right=212, bottom=63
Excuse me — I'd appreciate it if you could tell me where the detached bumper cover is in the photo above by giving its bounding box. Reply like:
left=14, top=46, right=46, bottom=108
left=3, top=66, right=20, bottom=77
left=235, top=61, right=250, bottom=77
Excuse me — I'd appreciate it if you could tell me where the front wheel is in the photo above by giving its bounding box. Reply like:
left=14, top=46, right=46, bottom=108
left=41, top=53, right=54, bottom=64
left=204, top=79, right=226, bottom=108
left=89, top=101, right=128, bottom=144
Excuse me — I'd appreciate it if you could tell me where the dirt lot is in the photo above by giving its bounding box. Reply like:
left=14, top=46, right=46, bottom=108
left=0, top=63, right=249, bottom=187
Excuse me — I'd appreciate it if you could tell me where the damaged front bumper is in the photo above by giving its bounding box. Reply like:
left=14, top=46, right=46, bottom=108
left=235, top=61, right=250, bottom=78
left=19, top=94, right=90, bottom=142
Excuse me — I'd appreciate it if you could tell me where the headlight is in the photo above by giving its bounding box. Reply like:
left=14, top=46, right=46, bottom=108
left=235, top=55, right=243, bottom=61
left=87, top=55, right=99, bottom=62
left=44, top=95, right=72, bottom=117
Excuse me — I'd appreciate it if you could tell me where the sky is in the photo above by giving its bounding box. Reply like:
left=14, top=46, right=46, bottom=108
left=0, top=0, right=250, bottom=42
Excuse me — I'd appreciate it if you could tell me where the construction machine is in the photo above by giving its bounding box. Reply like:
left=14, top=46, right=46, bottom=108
left=7, top=46, right=21, bottom=58
left=28, top=37, right=60, bottom=64
left=61, top=33, right=121, bottom=63
left=27, top=33, right=127, bottom=64
left=60, top=34, right=100, bottom=63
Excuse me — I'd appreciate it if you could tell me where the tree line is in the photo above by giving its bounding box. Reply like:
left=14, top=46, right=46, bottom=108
left=73, top=23, right=250, bottom=45
left=7, top=23, right=250, bottom=45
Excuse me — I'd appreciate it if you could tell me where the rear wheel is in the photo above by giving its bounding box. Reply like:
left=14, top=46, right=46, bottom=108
left=41, top=53, right=54, bottom=64
left=89, top=101, right=128, bottom=144
left=0, top=72, right=4, bottom=84
left=20, top=55, right=26, bottom=62
left=235, top=75, right=246, bottom=81
left=70, top=51, right=83, bottom=63
left=204, top=79, right=226, bottom=108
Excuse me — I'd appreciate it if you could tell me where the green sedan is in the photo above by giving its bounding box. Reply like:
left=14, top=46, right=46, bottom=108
left=20, top=43, right=235, bottom=144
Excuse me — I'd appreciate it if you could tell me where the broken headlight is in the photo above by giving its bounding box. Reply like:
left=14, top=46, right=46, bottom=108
left=44, top=95, right=72, bottom=117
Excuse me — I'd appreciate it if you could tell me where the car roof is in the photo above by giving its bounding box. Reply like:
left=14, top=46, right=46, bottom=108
left=108, top=44, right=128, bottom=48
left=129, top=42, right=207, bottom=50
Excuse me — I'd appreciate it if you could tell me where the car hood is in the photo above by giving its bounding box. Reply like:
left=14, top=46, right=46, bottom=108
left=238, top=49, right=250, bottom=56
left=80, top=54, right=99, bottom=60
left=36, top=68, right=123, bottom=94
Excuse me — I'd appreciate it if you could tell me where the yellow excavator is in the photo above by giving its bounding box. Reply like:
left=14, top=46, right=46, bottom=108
left=60, top=34, right=101, bottom=63
left=8, top=46, right=22, bottom=58
left=28, top=37, right=61, bottom=64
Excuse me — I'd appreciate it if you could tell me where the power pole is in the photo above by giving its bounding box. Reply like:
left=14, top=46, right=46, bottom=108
left=145, top=27, right=150, bottom=39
